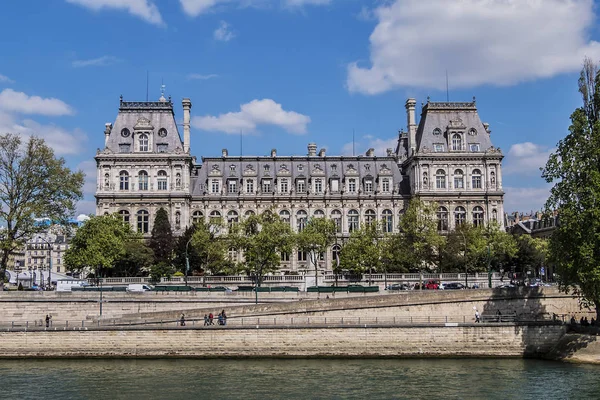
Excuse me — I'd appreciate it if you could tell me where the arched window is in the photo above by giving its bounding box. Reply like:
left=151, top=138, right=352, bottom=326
left=332, top=244, right=341, bottom=268
left=472, top=169, right=482, bottom=189
left=279, top=210, right=291, bottom=224
left=138, top=171, right=148, bottom=191
left=314, top=209, right=325, bottom=218
left=437, top=207, right=448, bottom=231
left=454, top=169, right=464, bottom=189
left=157, top=170, right=167, bottom=190
left=296, top=210, right=308, bottom=232
left=382, top=209, right=393, bottom=233
left=473, top=206, right=484, bottom=227
left=119, top=171, right=129, bottom=191
left=228, top=247, right=238, bottom=262
left=452, top=133, right=462, bottom=151
left=245, top=210, right=256, bottom=218
left=192, top=211, right=203, bottom=224
left=365, top=209, right=376, bottom=225
left=348, top=209, right=359, bottom=232
left=119, top=210, right=130, bottom=224
left=209, top=210, right=221, bottom=225
left=436, top=169, right=446, bottom=189
left=138, top=133, right=149, bottom=152
left=331, top=209, right=342, bottom=232
left=227, top=210, right=239, bottom=226
left=454, top=206, right=466, bottom=226
left=137, top=210, right=149, bottom=233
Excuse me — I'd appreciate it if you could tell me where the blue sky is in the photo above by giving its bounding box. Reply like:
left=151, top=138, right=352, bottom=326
left=1, top=0, right=598, bottom=216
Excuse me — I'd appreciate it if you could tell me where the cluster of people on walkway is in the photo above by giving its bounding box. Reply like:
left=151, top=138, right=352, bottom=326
left=570, top=316, right=596, bottom=326
left=204, top=310, right=227, bottom=326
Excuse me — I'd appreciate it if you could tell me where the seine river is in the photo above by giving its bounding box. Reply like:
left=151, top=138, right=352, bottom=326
left=1, top=359, right=598, bottom=399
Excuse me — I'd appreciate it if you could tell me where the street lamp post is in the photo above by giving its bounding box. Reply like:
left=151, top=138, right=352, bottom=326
left=39, top=237, right=53, bottom=290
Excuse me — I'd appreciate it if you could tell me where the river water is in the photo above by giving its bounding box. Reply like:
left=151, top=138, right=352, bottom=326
left=1, top=359, right=598, bottom=399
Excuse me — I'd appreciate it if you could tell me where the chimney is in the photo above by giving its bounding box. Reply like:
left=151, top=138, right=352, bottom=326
left=182, top=98, right=192, bottom=153
left=222, top=148, right=228, bottom=157
left=307, top=143, right=317, bottom=157
left=104, top=123, right=112, bottom=146
left=318, top=148, right=326, bottom=157
left=271, top=148, right=277, bottom=157
left=405, top=98, right=417, bottom=155
left=386, top=148, right=393, bottom=157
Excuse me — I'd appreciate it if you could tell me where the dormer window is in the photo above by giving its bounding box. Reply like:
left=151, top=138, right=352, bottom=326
left=121, top=128, right=130, bottom=137
left=470, top=144, right=480, bottom=152
left=433, top=144, right=444, bottom=152
left=139, top=133, right=149, bottom=152
left=433, top=128, right=442, bottom=136
left=158, top=128, right=167, bottom=137
left=451, top=133, right=462, bottom=151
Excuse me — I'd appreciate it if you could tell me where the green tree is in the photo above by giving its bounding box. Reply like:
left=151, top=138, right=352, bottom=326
left=512, top=235, right=548, bottom=279
left=190, top=218, right=230, bottom=275
left=0, top=134, right=84, bottom=284
left=389, top=198, right=445, bottom=273
left=113, top=240, right=155, bottom=277
left=542, top=57, right=600, bottom=319
left=229, top=211, right=294, bottom=287
left=339, top=222, right=381, bottom=280
left=64, top=214, right=136, bottom=279
left=172, top=224, right=201, bottom=275
left=149, top=207, right=174, bottom=264
left=296, top=217, right=336, bottom=286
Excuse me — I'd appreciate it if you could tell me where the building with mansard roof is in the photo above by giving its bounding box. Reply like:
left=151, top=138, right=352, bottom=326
left=95, top=95, right=504, bottom=275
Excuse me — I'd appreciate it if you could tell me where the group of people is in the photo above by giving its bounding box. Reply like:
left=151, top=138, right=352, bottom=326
left=570, top=316, right=597, bottom=326
left=204, top=310, right=227, bottom=326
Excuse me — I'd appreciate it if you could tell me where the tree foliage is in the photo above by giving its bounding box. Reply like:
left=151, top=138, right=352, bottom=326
left=113, top=240, right=155, bottom=277
left=339, top=222, right=381, bottom=277
left=543, top=57, right=600, bottom=318
left=296, top=217, right=337, bottom=283
left=65, top=214, right=137, bottom=277
left=388, top=198, right=445, bottom=272
left=0, top=133, right=84, bottom=281
left=189, top=218, right=231, bottom=275
left=149, top=207, right=174, bottom=264
left=229, top=211, right=294, bottom=285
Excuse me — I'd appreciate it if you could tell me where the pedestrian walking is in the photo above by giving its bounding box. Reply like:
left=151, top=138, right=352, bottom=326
left=180, top=313, right=186, bottom=327
left=204, top=314, right=209, bottom=326
left=474, top=308, right=480, bottom=323
left=45, top=314, right=51, bottom=328
left=209, top=312, right=214, bottom=325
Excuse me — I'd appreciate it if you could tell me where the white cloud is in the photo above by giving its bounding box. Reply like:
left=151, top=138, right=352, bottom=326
left=348, top=0, right=600, bottom=95
left=341, top=135, right=397, bottom=156
left=503, top=142, right=554, bottom=176
left=179, top=0, right=332, bottom=17
left=0, top=74, right=14, bottom=84
left=72, top=55, right=120, bottom=68
left=214, top=20, right=235, bottom=41
left=504, top=186, right=552, bottom=214
left=76, top=200, right=97, bottom=216
left=192, top=98, right=311, bottom=134
left=0, top=89, right=74, bottom=116
left=187, top=73, right=219, bottom=80
left=65, top=0, right=164, bottom=26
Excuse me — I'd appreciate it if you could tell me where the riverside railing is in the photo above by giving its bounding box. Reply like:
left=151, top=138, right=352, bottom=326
left=1, top=313, right=577, bottom=331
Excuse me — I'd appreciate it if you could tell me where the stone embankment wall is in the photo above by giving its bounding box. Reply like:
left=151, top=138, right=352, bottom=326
left=0, top=324, right=565, bottom=359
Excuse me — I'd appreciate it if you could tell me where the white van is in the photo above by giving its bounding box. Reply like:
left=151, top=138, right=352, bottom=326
left=56, top=279, right=89, bottom=292
left=127, top=284, right=153, bottom=292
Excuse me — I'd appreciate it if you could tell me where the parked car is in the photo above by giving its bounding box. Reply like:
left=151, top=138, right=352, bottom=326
left=443, top=282, right=466, bottom=290
left=424, top=280, right=440, bottom=290
left=385, top=283, right=410, bottom=291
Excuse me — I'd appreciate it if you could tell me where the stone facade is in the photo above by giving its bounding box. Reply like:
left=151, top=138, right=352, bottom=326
left=95, top=96, right=504, bottom=274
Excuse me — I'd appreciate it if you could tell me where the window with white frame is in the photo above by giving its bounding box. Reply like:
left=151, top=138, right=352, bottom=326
left=365, top=209, right=376, bottom=225
left=437, top=207, right=449, bottom=231
left=296, top=210, right=307, bottom=232
left=331, top=209, right=342, bottom=232
left=348, top=209, right=359, bottom=232
left=364, top=179, right=373, bottom=193
left=297, top=179, right=306, bottom=193
left=157, top=170, right=167, bottom=190
left=472, top=169, right=482, bottom=189
left=137, top=210, right=149, bottom=233
left=227, top=210, right=239, bottom=225
left=211, top=179, right=220, bottom=194
left=119, top=210, right=130, bottom=224
left=473, top=206, right=484, bottom=227
left=433, top=143, right=444, bottom=152
left=330, top=179, right=339, bottom=192
left=454, top=169, right=464, bottom=189
left=470, top=144, right=480, bottom=152
left=262, top=179, right=272, bottom=193
left=228, top=180, right=237, bottom=194
left=297, top=251, right=307, bottom=262
left=280, top=210, right=291, bottom=224
left=382, top=178, right=390, bottom=192
left=454, top=206, right=466, bottom=226
left=314, top=178, right=323, bottom=194
left=382, top=209, right=393, bottom=233
left=138, top=171, right=148, bottom=191
left=314, top=209, right=325, bottom=218
left=452, top=133, right=462, bottom=151
left=348, top=178, right=357, bottom=193
left=192, top=211, right=203, bottom=224
left=119, top=171, right=129, bottom=191
left=245, top=179, right=254, bottom=193
left=280, top=179, right=288, bottom=193
left=138, top=133, right=149, bottom=152
left=436, top=169, right=446, bottom=189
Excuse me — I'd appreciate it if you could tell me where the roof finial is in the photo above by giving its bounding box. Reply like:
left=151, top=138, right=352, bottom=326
left=159, top=81, right=166, bottom=102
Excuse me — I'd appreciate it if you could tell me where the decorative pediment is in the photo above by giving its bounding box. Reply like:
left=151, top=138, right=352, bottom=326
left=345, top=163, right=358, bottom=175
left=312, top=164, right=325, bottom=175
left=209, top=164, right=222, bottom=176
left=243, top=164, right=256, bottom=176
left=379, top=164, right=392, bottom=175
left=447, top=117, right=466, bottom=130
left=278, top=164, right=290, bottom=175
left=134, top=117, right=154, bottom=130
